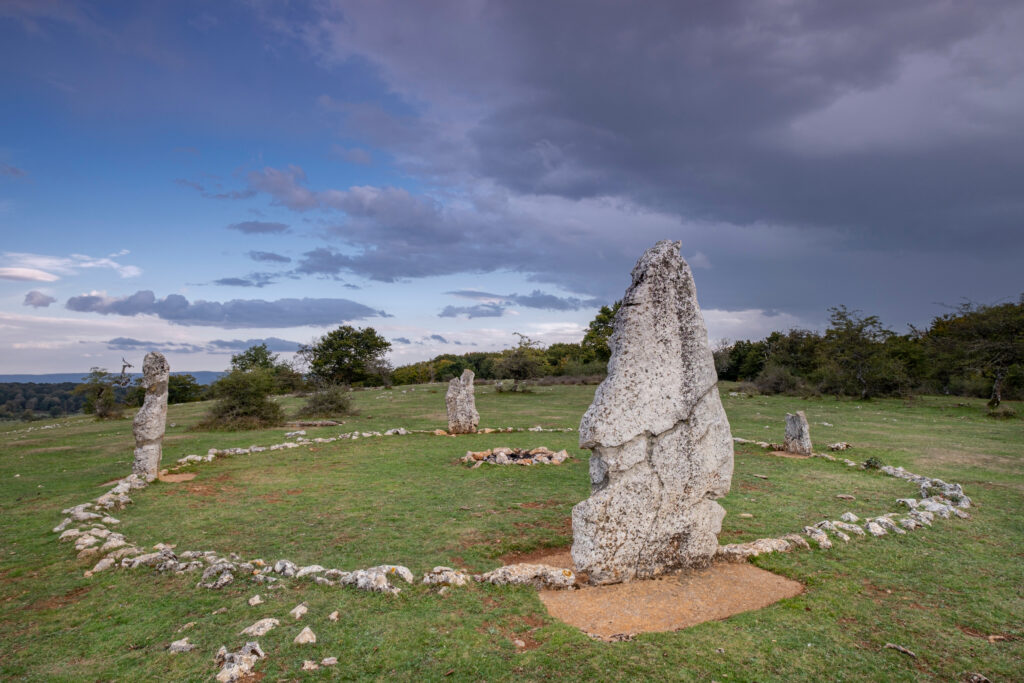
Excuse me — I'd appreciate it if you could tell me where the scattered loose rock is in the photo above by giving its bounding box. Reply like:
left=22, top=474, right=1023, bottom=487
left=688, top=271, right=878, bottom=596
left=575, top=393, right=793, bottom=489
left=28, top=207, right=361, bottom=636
left=241, top=619, right=279, bottom=637
left=168, top=637, right=195, bottom=653
left=289, top=603, right=308, bottom=620
left=477, top=563, right=575, bottom=589
left=294, top=626, right=316, bottom=644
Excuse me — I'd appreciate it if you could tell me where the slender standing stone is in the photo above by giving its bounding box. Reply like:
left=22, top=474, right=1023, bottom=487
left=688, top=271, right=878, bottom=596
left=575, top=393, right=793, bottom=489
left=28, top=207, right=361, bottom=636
left=132, top=352, right=170, bottom=481
left=784, top=411, right=812, bottom=456
left=446, top=369, right=479, bottom=434
left=572, top=241, right=733, bottom=584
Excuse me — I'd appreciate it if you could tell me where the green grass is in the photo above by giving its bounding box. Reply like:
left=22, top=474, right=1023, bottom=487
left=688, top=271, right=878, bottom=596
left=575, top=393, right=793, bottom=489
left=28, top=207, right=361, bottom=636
left=1, top=383, right=1021, bottom=681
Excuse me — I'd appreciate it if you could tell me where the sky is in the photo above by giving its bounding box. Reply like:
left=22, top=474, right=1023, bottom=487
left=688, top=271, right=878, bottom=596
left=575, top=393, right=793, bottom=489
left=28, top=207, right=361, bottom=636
left=1, top=1, right=1022, bottom=374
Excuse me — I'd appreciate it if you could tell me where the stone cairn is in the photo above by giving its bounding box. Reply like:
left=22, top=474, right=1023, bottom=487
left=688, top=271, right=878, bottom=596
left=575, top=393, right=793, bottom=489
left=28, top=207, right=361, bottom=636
left=784, top=411, right=813, bottom=456
left=572, top=241, right=734, bottom=584
left=131, top=352, right=170, bottom=482
left=445, top=369, right=479, bottom=434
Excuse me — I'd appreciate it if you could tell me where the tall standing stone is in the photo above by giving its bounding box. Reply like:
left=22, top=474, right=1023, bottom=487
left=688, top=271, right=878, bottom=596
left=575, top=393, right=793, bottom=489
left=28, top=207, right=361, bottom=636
left=784, top=411, right=812, bottom=456
left=572, top=241, right=734, bottom=584
left=446, top=369, right=479, bottom=434
left=132, top=352, right=170, bottom=481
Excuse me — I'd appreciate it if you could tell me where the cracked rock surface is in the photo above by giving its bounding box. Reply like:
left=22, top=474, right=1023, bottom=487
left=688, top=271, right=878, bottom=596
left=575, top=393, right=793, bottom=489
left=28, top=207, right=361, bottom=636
left=572, top=241, right=733, bottom=584
left=131, top=352, right=170, bottom=481
left=445, top=369, right=479, bottom=434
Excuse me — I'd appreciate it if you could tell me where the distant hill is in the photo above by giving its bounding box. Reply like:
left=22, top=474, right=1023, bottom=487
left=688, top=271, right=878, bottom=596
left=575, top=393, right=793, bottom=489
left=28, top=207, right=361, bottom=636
left=0, top=371, right=225, bottom=385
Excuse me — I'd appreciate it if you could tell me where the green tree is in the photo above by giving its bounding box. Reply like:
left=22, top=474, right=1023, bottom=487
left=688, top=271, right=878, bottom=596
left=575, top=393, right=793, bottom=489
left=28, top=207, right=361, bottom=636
left=924, top=296, right=1024, bottom=407
left=231, top=343, right=278, bottom=372
left=73, top=368, right=123, bottom=419
left=495, top=333, right=544, bottom=391
left=581, top=301, right=621, bottom=362
left=200, top=368, right=284, bottom=430
left=817, top=306, right=905, bottom=399
left=168, top=374, right=206, bottom=404
left=299, top=326, right=391, bottom=386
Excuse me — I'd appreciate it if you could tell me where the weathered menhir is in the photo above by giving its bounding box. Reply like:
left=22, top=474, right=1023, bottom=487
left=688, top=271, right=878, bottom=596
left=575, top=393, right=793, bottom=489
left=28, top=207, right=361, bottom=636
left=572, top=241, right=734, bottom=584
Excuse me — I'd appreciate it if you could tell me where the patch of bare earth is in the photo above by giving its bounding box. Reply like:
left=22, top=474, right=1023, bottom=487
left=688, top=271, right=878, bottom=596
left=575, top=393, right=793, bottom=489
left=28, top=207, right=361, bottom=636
left=767, top=450, right=811, bottom=459
left=530, top=547, right=803, bottom=640
left=158, top=472, right=196, bottom=483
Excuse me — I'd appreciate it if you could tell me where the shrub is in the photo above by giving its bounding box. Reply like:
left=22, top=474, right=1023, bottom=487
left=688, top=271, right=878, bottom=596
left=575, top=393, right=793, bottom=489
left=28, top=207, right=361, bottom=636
left=755, top=362, right=801, bottom=395
left=295, top=384, right=357, bottom=419
left=199, top=369, right=284, bottom=430
left=987, top=405, right=1017, bottom=420
left=864, top=457, right=883, bottom=470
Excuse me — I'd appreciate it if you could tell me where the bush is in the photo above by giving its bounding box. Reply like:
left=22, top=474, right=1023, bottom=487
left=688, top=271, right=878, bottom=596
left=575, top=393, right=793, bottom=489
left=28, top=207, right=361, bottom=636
left=199, top=369, right=284, bottom=430
left=295, top=384, right=357, bottom=419
left=755, top=362, right=802, bottom=395
left=987, top=405, right=1017, bottom=420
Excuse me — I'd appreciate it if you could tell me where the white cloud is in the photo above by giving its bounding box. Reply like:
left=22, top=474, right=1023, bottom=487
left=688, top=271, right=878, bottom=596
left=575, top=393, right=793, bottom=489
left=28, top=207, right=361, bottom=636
left=0, top=267, right=60, bottom=282
left=2, top=251, right=142, bottom=279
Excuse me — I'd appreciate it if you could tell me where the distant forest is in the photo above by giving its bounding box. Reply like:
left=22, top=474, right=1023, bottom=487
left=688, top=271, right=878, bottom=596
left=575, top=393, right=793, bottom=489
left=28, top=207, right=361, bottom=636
left=3, top=295, right=1021, bottom=422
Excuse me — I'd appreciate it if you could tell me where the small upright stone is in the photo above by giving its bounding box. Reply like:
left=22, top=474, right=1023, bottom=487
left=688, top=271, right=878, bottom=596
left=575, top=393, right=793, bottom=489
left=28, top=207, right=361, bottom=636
left=572, top=241, right=734, bottom=584
left=131, top=352, right=170, bottom=481
left=783, top=411, right=812, bottom=456
left=446, top=369, right=479, bottom=434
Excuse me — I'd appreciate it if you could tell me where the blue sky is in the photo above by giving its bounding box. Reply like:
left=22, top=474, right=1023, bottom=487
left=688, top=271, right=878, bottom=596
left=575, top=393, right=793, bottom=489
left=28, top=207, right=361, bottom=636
left=2, top=1, right=1022, bottom=373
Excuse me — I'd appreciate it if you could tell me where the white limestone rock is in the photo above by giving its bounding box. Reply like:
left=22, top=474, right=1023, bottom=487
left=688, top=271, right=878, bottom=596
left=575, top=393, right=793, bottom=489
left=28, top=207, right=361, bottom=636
left=131, top=352, right=170, bottom=481
left=422, top=566, right=470, bottom=586
left=445, top=369, right=479, bottom=434
left=241, top=618, right=279, bottom=637
left=477, top=563, right=575, bottom=590
left=294, top=626, right=316, bottom=644
left=716, top=537, right=792, bottom=562
left=784, top=411, right=813, bottom=456
left=572, top=241, right=733, bottom=584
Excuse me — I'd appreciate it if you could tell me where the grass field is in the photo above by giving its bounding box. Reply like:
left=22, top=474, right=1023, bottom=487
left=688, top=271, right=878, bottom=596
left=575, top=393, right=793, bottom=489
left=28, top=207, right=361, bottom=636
left=1, top=383, right=1021, bottom=681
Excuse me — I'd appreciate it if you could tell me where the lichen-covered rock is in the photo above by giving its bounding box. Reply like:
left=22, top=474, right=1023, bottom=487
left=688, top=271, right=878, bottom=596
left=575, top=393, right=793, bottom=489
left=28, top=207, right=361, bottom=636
left=477, top=563, right=575, bottom=589
left=289, top=603, right=308, bottom=620
left=784, top=411, right=813, bottom=456
left=840, top=511, right=860, bottom=523
left=803, top=526, right=832, bottom=549
left=131, top=352, right=170, bottom=481
left=446, top=369, right=479, bottom=434
left=833, top=520, right=866, bottom=536
left=422, top=566, right=470, bottom=586
left=168, top=637, right=195, bottom=653
left=716, top=537, right=792, bottom=562
left=865, top=521, right=887, bottom=537
left=215, top=641, right=264, bottom=682
left=572, top=241, right=733, bottom=584
left=241, top=618, right=279, bottom=636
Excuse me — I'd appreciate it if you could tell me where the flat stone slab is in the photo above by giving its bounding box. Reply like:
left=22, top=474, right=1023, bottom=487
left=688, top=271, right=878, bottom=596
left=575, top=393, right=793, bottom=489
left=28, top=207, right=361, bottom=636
left=535, top=550, right=803, bottom=640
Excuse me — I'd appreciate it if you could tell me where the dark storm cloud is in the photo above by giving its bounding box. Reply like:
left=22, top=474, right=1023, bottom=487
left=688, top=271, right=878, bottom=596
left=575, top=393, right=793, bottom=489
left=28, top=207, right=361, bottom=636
left=252, top=0, right=1024, bottom=327
left=66, top=290, right=388, bottom=327
left=227, top=220, right=290, bottom=235
left=248, top=250, right=291, bottom=263
left=23, top=290, right=56, bottom=308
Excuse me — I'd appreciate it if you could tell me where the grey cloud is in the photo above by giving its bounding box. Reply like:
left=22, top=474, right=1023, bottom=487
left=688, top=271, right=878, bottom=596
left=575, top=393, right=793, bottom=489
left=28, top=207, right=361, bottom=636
left=429, top=334, right=448, bottom=343
left=445, top=289, right=603, bottom=312
left=66, top=290, right=388, bottom=328
left=392, top=337, right=412, bottom=344
left=438, top=303, right=506, bottom=318
left=207, top=337, right=301, bottom=352
left=228, top=220, right=289, bottom=234
left=105, top=336, right=301, bottom=354
left=256, top=0, right=1024, bottom=328
left=213, top=272, right=278, bottom=288
left=105, top=337, right=206, bottom=353
left=248, top=250, right=291, bottom=263
left=23, top=290, right=56, bottom=308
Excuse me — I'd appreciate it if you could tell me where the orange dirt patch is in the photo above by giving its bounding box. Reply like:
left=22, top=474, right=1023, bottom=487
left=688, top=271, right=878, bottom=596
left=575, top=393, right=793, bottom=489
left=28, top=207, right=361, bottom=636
left=534, top=549, right=803, bottom=640
left=158, top=472, right=196, bottom=483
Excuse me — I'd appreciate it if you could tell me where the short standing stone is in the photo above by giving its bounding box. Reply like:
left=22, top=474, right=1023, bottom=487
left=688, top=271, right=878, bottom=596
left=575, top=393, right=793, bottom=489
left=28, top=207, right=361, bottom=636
left=446, top=369, right=479, bottom=434
left=131, top=352, right=170, bottom=481
left=572, top=241, right=734, bottom=584
left=783, top=411, right=812, bottom=456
